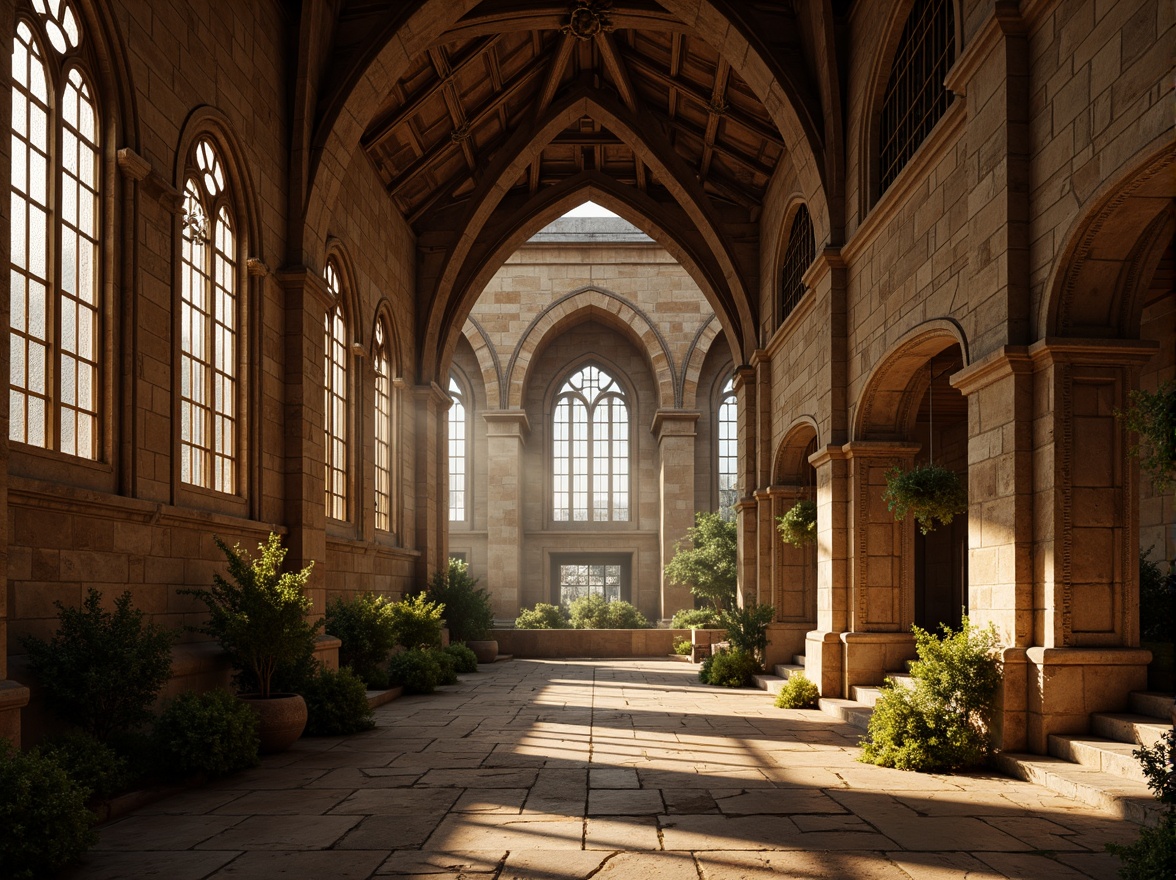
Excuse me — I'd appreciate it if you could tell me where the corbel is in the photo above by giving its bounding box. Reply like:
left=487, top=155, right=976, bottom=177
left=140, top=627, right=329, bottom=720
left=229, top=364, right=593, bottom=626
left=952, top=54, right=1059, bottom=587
left=117, top=147, right=183, bottom=213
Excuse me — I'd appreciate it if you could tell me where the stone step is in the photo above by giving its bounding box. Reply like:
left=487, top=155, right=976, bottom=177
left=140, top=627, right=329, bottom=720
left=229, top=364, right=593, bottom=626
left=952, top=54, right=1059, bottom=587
left=992, top=752, right=1162, bottom=824
left=1128, top=691, right=1175, bottom=720
left=792, top=654, right=806, bottom=668
left=1090, top=712, right=1170, bottom=748
left=817, top=697, right=873, bottom=731
left=752, top=674, right=785, bottom=695
left=774, top=663, right=805, bottom=680
left=1048, top=735, right=1148, bottom=785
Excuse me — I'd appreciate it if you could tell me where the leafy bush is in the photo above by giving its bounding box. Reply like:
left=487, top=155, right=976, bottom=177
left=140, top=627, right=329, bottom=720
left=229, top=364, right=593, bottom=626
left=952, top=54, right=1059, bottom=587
left=699, top=653, right=714, bottom=684
left=182, top=533, right=322, bottom=698
left=568, top=595, right=651, bottom=629
left=152, top=689, right=260, bottom=779
left=669, top=607, right=719, bottom=629
left=1106, top=729, right=1176, bottom=879
left=387, top=648, right=443, bottom=694
left=431, top=647, right=459, bottom=686
left=882, top=463, right=968, bottom=535
left=860, top=617, right=1001, bottom=772
left=389, top=594, right=445, bottom=650
left=302, top=666, right=375, bottom=736
left=672, top=637, right=692, bottom=656
left=424, top=559, right=494, bottom=642
left=443, top=643, right=479, bottom=673
left=702, top=648, right=758, bottom=688
left=1139, top=549, right=1176, bottom=644
left=719, top=603, right=775, bottom=669
left=0, top=740, right=95, bottom=879
left=1118, top=380, right=1176, bottom=493
left=774, top=674, right=820, bottom=709
left=326, top=592, right=397, bottom=689
left=22, top=588, right=175, bottom=743
left=515, top=603, right=570, bottom=629
left=664, top=511, right=737, bottom=612
left=777, top=499, right=817, bottom=547
left=36, top=731, right=130, bottom=802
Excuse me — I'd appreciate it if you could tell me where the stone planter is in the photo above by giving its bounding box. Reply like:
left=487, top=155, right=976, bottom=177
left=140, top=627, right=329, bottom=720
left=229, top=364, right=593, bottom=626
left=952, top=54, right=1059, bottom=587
left=467, top=640, right=499, bottom=664
left=239, top=693, right=307, bottom=754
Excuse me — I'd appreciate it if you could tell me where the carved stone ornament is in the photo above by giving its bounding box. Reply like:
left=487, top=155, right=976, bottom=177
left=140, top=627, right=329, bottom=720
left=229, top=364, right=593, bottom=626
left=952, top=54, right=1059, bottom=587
left=561, top=0, right=614, bottom=41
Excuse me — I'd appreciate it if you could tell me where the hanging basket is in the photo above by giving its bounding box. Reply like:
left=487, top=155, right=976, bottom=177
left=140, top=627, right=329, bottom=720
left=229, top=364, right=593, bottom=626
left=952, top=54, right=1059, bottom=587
left=1117, top=380, right=1176, bottom=494
left=776, top=499, right=817, bottom=547
left=882, top=463, right=967, bottom=535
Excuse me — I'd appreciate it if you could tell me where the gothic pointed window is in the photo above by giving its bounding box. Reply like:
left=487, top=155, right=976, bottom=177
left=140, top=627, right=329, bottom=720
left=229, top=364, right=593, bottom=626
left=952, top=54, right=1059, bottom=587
left=9, top=1, right=101, bottom=457
left=552, top=365, right=629, bottom=523
left=180, top=139, right=238, bottom=492
left=374, top=320, right=394, bottom=534
left=778, top=205, right=815, bottom=326
left=718, top=376, right=738, bottom=519
left=324, top=261, right=348, bottom=520
left=448, top=375, right=467, bottom=522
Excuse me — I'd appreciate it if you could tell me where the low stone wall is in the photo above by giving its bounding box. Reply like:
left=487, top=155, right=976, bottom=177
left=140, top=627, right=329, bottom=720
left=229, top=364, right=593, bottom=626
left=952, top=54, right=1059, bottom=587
left=489, top=628, right=690, bottom=658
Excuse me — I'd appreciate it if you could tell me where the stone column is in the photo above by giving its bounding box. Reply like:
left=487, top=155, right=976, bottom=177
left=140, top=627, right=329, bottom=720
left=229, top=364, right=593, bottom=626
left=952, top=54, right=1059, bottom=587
left=654, top=411, right=699, bottom=620
left=762, top=485, right=816, bottom=667
left=805, top=445, right=850, bottom=696
left=1022, top=338, right=1156, bottom=752
left=414, top=382, right=451, bottom=586
left=841, top=441, right=921, bottom=693
left=483, top=410, right=529, bottom=619
left=276, top=267, right=331, bottom=617
left=733, top=366, right=758, bottom=607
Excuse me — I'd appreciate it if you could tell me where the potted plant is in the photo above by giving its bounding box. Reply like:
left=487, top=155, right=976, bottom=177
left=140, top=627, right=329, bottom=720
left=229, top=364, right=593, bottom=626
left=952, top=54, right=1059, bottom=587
left=882, top=463, right=967, bottom=534
left=1118, top=379, right=1176, bottom=493
left=182, top=533, right=322, bottom=753
left=777, top=499, right=817, bottom=547
left=425, top=559, right=497, bottom=663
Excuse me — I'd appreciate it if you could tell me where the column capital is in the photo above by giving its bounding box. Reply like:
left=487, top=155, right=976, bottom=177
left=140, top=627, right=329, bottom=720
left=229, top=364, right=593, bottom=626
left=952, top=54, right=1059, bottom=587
left=1028, top=337, right=1159, bottom=368
left=413, top=381, right=451, bottom=408
left=808, top=443, right=848, bottom=469
left=840, top=440, right=922, bottom=461
left=950, top=345, right=1032, bottom=395
left=651, top=410, right=699, bottom=439
left=275, top=264, right=334, bottom=310
left=483, top=409, right=531, bottom=439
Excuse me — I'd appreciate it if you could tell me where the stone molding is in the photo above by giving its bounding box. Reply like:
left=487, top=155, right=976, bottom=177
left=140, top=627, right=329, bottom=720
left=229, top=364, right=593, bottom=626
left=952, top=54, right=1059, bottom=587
left=942, top=0, right=1025, bottom=98
left=650, top=410, right=699, bottom=439
left=483, top=409, right=531, bottom=440
left=949, top=345, right=1033, bottom=396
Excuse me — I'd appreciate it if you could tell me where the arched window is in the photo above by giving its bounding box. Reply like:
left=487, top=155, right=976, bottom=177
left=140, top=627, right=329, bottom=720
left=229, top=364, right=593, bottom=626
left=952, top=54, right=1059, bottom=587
left=718, top=376, right=738, bottom=519
left=9, top=1, right=101, bottom=458
left=373, top=320, right=394, bottom=534
left=448, top=375, right=467, bottom=522
left=324, top=261, right=348, bottom=521
left=552, top=365, right=629, bottom=523
left=880, top=0, right=956, bottom=194
left=778, top=205, right=815, bottom=326
left=180, top=139, right=238, bottom=492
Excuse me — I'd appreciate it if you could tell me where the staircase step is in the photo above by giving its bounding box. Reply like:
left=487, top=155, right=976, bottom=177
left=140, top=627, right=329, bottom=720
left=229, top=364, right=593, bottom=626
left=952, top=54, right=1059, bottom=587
left=992, top=752, right=1162, bottom=824
left=1048, top=735, right=1148, bottom=784
left=850, top=685, right=887, bottom=707
left=752, top=674, right=785, bottom=695
left=1091, top=712, right=1171, bottom=748
left=792, top=654, right=806, bottom=668
left=774, top=663, right=805, bottom=680
left=1128, top=691, right=1174, bottom=720
left=817, top=697, right=873, bottom=731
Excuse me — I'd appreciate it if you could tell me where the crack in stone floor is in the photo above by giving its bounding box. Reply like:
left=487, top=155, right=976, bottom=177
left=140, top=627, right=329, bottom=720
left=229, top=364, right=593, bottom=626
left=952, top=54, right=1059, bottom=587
left=63, top=659, right=1137, bottom=879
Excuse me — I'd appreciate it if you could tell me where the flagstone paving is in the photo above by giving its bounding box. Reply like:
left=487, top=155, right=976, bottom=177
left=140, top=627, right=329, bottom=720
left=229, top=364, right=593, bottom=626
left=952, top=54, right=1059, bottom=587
left=64, top=659, right=1140, bottom=879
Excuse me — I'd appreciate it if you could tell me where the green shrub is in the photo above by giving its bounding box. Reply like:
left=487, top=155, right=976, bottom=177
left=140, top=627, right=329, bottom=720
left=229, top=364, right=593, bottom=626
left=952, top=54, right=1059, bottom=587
left=568, top=595, right=651, bottom=629
left=664, top=511, right=737, bottom=612
left=672, top=637, right=692, bottom=656
left=669, top=607, right=719, bottom=629
left=515, top=603, right=570, bottom=629
left=1106, top=729, right=1176, bottom=879
left=774, top=674, right=820, bottom=709
left=153, top=689, right=260, bottom=779
left=703, top=648, right=758, bottom=688
left=325, top=592, right=398, bottom=689
left=882, top=463, right=968, bottom=535
left=1118, top=380, right=1176, bottom=493
left=1139, top=549, right=1176, bottom=644
left=860, top=617, right=1001, bottom=772
left=387, top=648, right=443, bottom=694
left=698, top=653, right=714, bottom=684
left=302, top=666, right=375, bottom=736
left=424, top=559, right=494, bottom=642
left=182, top=534, right=322, bottom=698
left=443, top=643, right=479, bottom=673
left=36, top=731, right=130, bottom=802
left=777, top=499, right=817, bottom=547
left=430, top=647, right=459, bottom=686
left=389, top=594, right=445, bottom=650
left=719, top=603, right=775, bottom=669
left=22, top=588, right=175, bottom=743
left=0, top=740, right=95, bottom=879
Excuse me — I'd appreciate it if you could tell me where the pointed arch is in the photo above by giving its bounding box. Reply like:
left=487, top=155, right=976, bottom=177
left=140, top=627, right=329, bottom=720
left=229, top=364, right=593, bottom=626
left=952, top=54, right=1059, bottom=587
left=460, top=316, right=502, bottom=414
left=680, top=316, right=722, bottom=410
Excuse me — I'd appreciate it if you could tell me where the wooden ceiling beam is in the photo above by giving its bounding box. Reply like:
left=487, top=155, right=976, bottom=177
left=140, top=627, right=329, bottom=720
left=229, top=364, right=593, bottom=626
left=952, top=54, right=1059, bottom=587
left=535, top=33, right=574, bottom=120
left=428, top=47, right=477, bottom=172
left=665, top=115, right=775, bottom=179
left=596, top=31, right=639, bottom=114
left=699, top=58, right=731, bottom=181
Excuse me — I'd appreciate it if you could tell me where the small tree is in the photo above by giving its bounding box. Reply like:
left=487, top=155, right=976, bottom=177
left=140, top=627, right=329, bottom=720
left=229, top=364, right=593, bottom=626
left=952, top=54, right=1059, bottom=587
left=424, top=559, right=493, bottom=642
left=1118, top=380, right=1176, bottom=493
left=182, top=534, right=322, bottom=699
left=664, top=511, right=737, bottom=613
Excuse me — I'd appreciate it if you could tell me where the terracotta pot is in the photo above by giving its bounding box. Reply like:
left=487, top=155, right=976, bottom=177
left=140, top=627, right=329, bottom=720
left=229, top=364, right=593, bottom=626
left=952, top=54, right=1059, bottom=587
left=239, top=693, right=307, bottom=754
left=466, top=640, right=499, bottom=664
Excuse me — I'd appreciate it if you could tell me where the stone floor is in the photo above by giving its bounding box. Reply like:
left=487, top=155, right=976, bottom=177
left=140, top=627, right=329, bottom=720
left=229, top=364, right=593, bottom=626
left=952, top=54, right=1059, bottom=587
left=64, top=659, right=1139, bottom=879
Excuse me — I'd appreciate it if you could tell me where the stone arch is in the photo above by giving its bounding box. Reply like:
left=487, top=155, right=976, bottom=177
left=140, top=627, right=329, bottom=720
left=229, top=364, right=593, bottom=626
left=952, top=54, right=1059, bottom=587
left=322, top=237, right=364, bottom=348
left=503, top=289, right=674, bottom=412
left=1040, top=138, right=1176, bottom=340
left=460, top=316, right=502, bottom=414
left=371, top=298, right=406, bottom=378
left=300, top=0, right=830, bottom=270
left=853, top=319, right=970, bottom=441
left=680, top=316, right=722, bottom=410
left=774, top=417, right=821, bottom=485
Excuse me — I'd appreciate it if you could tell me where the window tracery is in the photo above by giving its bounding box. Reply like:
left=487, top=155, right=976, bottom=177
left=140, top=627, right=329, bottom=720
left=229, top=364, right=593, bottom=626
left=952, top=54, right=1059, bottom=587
left=552, top=365, right=629, bottom=523
left=324, top=261, right=348, bottom=520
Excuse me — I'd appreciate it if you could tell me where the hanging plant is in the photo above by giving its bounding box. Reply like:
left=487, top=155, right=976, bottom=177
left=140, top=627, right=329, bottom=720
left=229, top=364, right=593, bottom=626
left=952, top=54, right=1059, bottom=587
left=777, top=499, right=817, bottom=547
left=1117, top=380, right=1176, bottom=494
left=883, top=463, right=967, bottom=535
